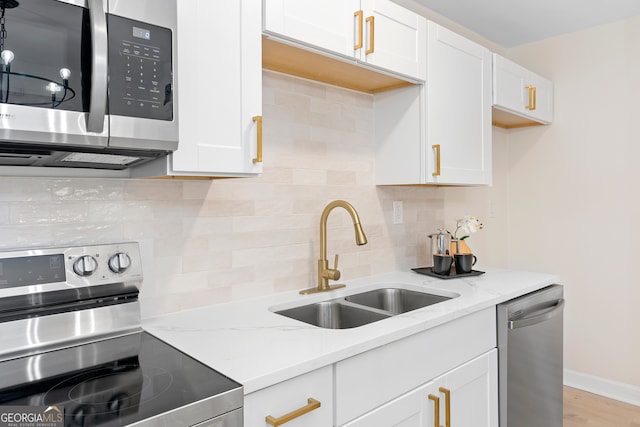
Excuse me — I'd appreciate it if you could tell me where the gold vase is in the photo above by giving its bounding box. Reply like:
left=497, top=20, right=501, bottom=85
left=450, top=239, right=472, bottom=255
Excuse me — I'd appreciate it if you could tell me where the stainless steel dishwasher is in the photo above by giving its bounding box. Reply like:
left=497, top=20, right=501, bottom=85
left=497, top=284, right=564, bottom=427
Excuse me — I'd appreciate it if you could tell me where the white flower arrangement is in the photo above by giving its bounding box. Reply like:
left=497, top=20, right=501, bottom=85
left=448, top=215, right=483, bottom=241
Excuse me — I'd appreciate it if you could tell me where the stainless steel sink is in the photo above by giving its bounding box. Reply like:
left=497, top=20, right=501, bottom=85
left=345, top=288, right=452, bottom=314
left=274, top=286, right=456, bottom=329
left=275, top=301, right=391, bottom=329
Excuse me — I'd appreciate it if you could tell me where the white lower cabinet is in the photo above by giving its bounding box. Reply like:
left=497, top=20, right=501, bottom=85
left=335, top=307, right=496, bottom=425
left=426, top=350, right=498, bottom=427
left=244, top=365, right=333, bottom=427
left=343, top=350, right=498, bottom=427
left=342, top=383, right=431, bottom=427
left=244, top=309, right=497, bottom=427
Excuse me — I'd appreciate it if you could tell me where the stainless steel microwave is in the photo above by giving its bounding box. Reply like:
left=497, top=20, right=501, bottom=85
left=0, top=0, right=177, bottom=170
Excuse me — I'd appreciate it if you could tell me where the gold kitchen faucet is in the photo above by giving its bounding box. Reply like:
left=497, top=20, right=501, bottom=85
left=300, top=200, right=367, bottom=295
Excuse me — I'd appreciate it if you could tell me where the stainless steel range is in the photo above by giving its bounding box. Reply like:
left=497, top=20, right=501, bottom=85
left=0, top=242, right=242, bottom=426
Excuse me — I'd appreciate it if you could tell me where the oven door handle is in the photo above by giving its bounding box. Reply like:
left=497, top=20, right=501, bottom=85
left=87, top=0, right=108, bottom=134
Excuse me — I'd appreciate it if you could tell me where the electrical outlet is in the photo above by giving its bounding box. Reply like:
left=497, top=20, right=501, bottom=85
left=392, top=201, right=403, bottom=224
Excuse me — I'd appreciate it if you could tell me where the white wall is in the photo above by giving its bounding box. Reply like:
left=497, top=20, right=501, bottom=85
left=440, top=16, right=640, bottom=397
left=505, top=17, right=640, bottom=391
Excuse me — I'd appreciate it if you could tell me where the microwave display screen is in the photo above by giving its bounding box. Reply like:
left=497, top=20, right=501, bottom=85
left=133, top=27, right=151, bottom=41
left=108, top=15, right=173, bottom=121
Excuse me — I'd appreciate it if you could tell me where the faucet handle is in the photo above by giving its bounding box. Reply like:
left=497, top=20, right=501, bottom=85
left=324, top=254, right=341, bottom=281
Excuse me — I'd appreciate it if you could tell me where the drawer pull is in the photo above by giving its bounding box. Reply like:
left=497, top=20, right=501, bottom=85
left=252, top=115, right=263, bottom=164
left=525, top=85, right=534, bottom=110
left=354, top=10, right=363, bottom=50
left=265, top=398, right=321, bottom=426
left=365, top=15, right=375, bottom=54
left=428, top=394, right=440, bottom=427
left=439, top=387, right=451, bottom=427
left=432, top=144, right=441, bottom=176
left=532, top=86, right=537, bottom=110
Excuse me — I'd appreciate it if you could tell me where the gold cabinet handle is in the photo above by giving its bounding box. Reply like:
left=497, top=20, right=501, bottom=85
left=524, top=85, right=533, bottom=110
left=439, top=387, right=451, bottom=427
left=265, top=398, right=321, bottom=426
left=432, top=144, right=441, bottom=177
left=365, top=15, right=375, bottom=54
left=532, top=86, right=537, bottom=110
left=354, top=10, right=363, bottom=50
left=428, top=394, right=440, bottom=427
left=252, top=115, right=263, bottom=164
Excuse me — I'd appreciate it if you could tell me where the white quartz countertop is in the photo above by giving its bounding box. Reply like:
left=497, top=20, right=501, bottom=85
left=143, top=268, right=559, bottom=394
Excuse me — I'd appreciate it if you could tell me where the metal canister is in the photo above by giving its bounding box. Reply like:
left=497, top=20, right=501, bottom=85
left=428, top=229, right=451, bottom=256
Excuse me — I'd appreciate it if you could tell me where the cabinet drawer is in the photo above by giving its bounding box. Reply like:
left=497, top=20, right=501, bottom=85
left=244, top=365, right=333, bottom=427
left=335, top=307, right=496, bottom=425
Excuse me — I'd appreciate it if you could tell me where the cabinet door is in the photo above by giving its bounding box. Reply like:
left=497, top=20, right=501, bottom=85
left=172, top=0, right=262, bottom=175
left=335, top=308, right=496, bottom=424
left=493, top=54, right=553, bottom=125
left=428, top=350, right=499, bottom=427
left=343, top=383, right=432, bottom=427
left=359, top=0, right=427, bottom=81
left=527, top=70, right=553, bottom=123
left=492, top=54, right=528, bottom=117
left=263, top=0, right=360, bottom=58
left=343, top=350, right=498, bottom=427
left=427, top=22, right=492, bottom=185
left=244, top=366, right=333, bottom=427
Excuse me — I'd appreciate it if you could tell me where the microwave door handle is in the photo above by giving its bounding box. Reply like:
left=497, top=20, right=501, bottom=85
left=87, top=0, right=108, bottom=133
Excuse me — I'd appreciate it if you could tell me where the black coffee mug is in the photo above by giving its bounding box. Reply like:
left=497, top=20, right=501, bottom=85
left=454, top=253, right=477, bottom=274
left=433, top=254, right=453, bottom=275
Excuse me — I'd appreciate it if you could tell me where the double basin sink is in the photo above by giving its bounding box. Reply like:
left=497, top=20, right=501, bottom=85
left=274, top=287, right=457, bottom=329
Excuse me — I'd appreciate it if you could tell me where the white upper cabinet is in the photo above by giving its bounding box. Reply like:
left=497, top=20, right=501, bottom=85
left=134, top=0, right=263, bottom=178
left=426, top=23, right=492, bottom=185
left=263, top=0, right=359, bottom=58
left=492, top=53, right=553, bottom=128
left=356, top=0, right=427, bottom=80
left=263, top=0, right=426, bottom=81
left=375, top=22, right=492, bottom=186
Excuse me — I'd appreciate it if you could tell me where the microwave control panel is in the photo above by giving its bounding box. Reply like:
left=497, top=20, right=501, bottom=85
left=108, top=15, right=173, bottom=121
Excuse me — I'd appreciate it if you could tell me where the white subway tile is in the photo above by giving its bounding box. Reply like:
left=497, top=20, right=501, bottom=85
left=0, top=71, right=446, bottom=317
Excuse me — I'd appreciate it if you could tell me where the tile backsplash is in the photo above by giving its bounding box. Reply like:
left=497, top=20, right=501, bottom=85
left=0, top=71, right=444, bottom=318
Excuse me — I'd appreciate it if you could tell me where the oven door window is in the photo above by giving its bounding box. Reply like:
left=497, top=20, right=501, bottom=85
left=0, top=0, right=90, bottom=112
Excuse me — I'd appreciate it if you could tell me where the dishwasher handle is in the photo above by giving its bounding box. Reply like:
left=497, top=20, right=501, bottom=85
left=508, top=299, right=564, bottom=329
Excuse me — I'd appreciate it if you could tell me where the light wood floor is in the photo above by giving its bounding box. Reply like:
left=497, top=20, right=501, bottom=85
left=564, top=386, right=640, bottom=426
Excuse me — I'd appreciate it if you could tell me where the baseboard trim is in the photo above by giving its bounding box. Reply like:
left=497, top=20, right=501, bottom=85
left=564, top=369, right=640, bottom=407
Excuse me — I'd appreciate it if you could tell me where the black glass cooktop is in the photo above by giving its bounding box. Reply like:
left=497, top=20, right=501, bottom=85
left=0, top=332, right=241, bottom=426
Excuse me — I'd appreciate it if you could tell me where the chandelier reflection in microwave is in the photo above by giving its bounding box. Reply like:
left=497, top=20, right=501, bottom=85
left=0, top=0, right=76, bottom=108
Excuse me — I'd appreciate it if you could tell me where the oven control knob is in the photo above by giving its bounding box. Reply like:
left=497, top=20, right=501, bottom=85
left=73, top=255, right=98, bottom=276
left=108, top=252, right=131, bottom=274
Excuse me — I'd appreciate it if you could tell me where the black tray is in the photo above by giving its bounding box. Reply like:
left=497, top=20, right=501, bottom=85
left=411, top=267, right=485, bottom=280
